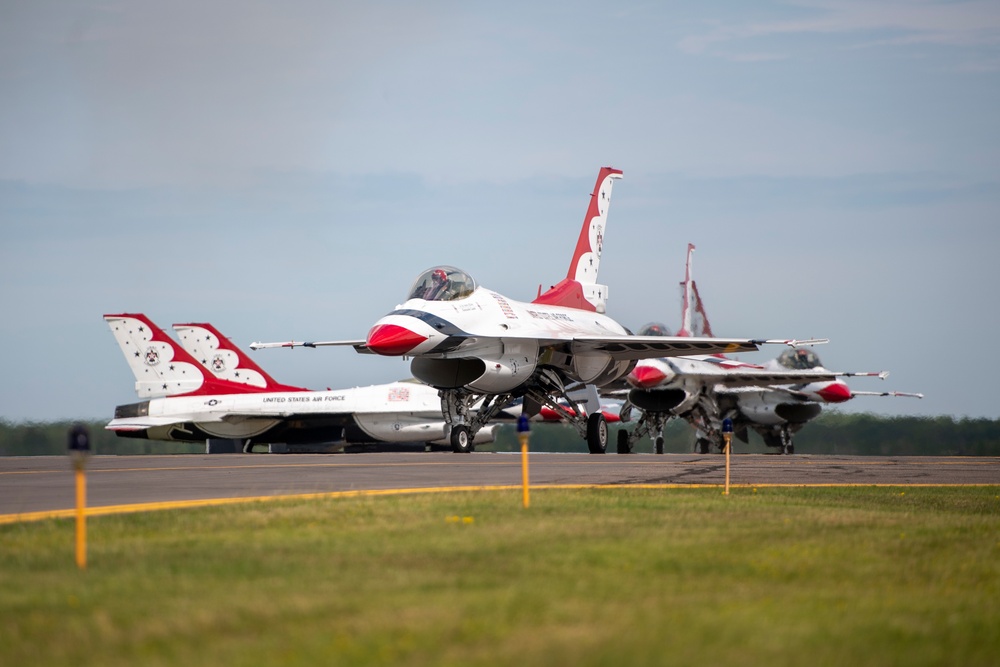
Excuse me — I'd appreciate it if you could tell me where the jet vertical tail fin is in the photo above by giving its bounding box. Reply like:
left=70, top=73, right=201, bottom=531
left=533, top=167, right=623, bottom=312
left=678, top=243, right=715, bottom=338
left=173, top=322, right=308, bottom=392
left=105, top=313, right=267, bottom=398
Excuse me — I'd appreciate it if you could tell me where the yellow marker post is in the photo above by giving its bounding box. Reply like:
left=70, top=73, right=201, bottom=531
left=68, top=423, right=91, bottom=570
left=74, top=464, right=87, bottom=569
left=517, top=414, right=530, bottom=508
left=722, top=418, right=734, bottom=496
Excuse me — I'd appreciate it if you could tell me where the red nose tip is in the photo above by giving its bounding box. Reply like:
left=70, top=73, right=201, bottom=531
left=627, top=365, right=668, bottom=389
left=366, top=324, right=428, bottom=356
left=817, top=382, right=852, bottom=403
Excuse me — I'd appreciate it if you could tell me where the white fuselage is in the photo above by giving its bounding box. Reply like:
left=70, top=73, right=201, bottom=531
left=108, top=381, right=500, bottom=445
left=369, top=287, right=633, bottom=393
left=627, top=355, right=852, bottom=422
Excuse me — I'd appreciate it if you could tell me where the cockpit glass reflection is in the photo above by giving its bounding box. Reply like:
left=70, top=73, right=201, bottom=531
left=638, top=322, right=672, bottom=336
left=406, top=266, right=477, bottom=302
left=778, top=347, right=822, bottom=370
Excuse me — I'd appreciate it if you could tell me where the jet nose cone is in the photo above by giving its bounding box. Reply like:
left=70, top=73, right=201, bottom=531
left=627, top=364, right=668, bottom=389
left=366, top=324, right=428, bottom=356
left=817, top=382, right=852, bottom=403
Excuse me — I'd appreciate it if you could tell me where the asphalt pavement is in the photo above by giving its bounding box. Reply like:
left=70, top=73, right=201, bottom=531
left=2, top=452, right=997, bottom=520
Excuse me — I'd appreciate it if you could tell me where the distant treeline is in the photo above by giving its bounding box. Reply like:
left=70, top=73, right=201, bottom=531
left=492, top=412, right=1000, bottom=456
left=2, top=414, right=999, bottom=457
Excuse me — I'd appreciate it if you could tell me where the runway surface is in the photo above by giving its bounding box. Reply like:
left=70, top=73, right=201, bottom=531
left=2, top=452, right=998, bottom=522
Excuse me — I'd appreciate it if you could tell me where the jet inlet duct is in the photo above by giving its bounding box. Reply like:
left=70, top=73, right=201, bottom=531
left=628, top=388, right=688, bottom=413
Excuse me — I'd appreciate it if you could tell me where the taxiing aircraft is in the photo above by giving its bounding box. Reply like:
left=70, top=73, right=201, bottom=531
left=618, top=245, right=922, bottom=454
left=252, top=168, right=811, bottom=453
left=105, top=313, right=499, bottom=451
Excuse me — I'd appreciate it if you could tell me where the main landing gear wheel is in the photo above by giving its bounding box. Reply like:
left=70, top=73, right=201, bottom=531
left=655, top=436, right=664, bottom=455
left=450, top=425, right=474, bottom=454
left=695, top=438, right=711, bottom=455
left=617, top=429, right=632, bottom=454
left=587, top=413, right=608, bottom=454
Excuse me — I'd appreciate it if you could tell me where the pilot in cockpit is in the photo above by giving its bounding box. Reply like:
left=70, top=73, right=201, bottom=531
left=407, top=266, right=477, bottom=302
left=425, top=269, right=450, bottom=301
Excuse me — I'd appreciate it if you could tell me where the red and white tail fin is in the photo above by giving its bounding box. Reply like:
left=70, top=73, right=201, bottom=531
left=678, top=243, right=715, bottom=337
left=105, top=313, right=266, bottom=398
left=173, top=322, right=308, bottom=392
left=533, top=167, right=623, bottom=312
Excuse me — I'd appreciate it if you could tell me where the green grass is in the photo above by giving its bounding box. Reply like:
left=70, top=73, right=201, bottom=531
left=2, top=487, right=999, bottom=666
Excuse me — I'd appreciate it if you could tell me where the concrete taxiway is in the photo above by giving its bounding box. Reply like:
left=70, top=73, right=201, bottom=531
left=1, top=453, right=997, bottom=522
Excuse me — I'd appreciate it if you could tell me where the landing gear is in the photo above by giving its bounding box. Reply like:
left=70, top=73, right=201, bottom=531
left=587, top=413, right=608, bottom=454
left=617, top=429, right=632, bottom=454
left=439, top=389, right=512, bottom=454
left=437, top=370, right=611, bottom=454
left=695, top=438, right=711, bottom=454
left=779, top=428, right=794, bottom=455
left=450, top=424, right=473, bottom=453
left=762, top=426, right=795, bottom=455
left=617, top=403, right=671, bottom=454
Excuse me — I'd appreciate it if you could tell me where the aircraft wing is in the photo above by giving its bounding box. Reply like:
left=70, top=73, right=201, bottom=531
left=249, top=339, right=371, bottom=353
left=703, top=368, right=886, bottom=387
left=849, top=391, right=924, bottom=399
left=569, top=335, right=822, bottom=361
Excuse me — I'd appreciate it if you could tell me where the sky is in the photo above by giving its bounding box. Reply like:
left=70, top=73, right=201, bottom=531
left=1, top=0, right=998, bottom=423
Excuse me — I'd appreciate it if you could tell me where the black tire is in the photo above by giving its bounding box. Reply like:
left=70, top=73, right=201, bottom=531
left=616, top=429, right=631, bottom=454
left=654, top=435, right=664, bottom=455
left=587, top=413, right=608, bottom=454
left=450, top=425, right=473, bottom=453
left=695, top=438, right=711, bottom=454
left=783, top=443, right=795, bottom=455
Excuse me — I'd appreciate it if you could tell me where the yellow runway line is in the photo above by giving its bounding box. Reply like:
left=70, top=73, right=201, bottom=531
left=2, top=482, right=997, bottom=525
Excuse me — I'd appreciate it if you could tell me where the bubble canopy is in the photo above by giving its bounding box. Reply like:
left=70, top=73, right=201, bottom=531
left=778, top=347, right=822, bottom=370
left=407, top=266, right=478, bottom=302
left=638, top=322, right=673, bottom=337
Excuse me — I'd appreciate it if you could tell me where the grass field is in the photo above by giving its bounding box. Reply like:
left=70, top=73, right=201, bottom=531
left=2, top=486, right=998, bottom=666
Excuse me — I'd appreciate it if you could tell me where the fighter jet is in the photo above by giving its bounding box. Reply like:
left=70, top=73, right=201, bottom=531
left=253, top=169, right=810, bottom=453
left=104, top=314, right=499, bottom=451
left=618, top=245, right=922, bottom=455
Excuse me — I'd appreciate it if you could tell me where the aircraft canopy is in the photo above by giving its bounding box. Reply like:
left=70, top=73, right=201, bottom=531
left=638, top=322, right=673, bottom=336
left=778, top=347, right=822, bottom=370
left=407, top=266, right=477, bottom=302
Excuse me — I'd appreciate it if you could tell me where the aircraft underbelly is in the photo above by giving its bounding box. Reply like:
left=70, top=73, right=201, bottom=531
left=737, top=392, right=823, bottom=426
left=195, top=418, right=281, bottom=439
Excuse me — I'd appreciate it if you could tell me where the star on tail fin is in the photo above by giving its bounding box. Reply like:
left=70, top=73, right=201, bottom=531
left=533, top=167, right=622, bottom=312
left=173, top=322, right=308, bottom=392
left=105, top=313, right=269, bottom=398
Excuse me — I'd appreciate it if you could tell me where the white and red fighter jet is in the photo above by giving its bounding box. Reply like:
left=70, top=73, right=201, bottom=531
left=253, top=169, right=807, bottom=453
left=104, top=313, right=499, bottom=451
left=618, top=245, right=922, bottom=455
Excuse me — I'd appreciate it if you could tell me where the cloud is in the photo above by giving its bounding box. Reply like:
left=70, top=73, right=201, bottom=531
left=677, top=0, right=1000, bottom=60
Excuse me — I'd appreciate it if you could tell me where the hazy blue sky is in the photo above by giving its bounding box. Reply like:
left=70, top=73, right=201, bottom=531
left=2, top=1, right=998, bottom=422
